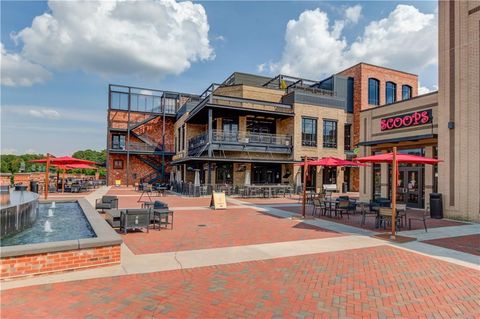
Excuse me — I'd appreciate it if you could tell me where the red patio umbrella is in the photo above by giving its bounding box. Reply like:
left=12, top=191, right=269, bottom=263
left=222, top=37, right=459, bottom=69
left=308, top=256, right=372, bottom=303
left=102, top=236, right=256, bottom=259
left=295, top=156, right=366, bottom=167
left=356, top=148, right=441, bottom=240
left=30, top=155, right=98, bottom=198
left=296, top=157, right=365, bottom=218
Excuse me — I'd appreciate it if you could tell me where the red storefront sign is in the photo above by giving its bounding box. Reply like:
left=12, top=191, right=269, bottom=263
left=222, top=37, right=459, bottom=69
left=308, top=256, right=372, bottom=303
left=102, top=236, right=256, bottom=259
left=380, top=110, right=432, bottom=131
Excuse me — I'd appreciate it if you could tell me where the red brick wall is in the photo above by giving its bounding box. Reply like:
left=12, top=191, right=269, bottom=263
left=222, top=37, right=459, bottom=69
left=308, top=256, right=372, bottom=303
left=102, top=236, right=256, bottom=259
left=0, top=245, right=120, bottom=279
left=338, top=63, right=418, bottom=192
left=107, top=109, right=176, bottom=186
left=107, top=154, right=172, bottom=186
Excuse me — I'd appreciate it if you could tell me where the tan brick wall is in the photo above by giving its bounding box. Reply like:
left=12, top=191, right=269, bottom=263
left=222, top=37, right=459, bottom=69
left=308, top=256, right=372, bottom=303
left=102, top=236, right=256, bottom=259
left=437, top=1, right=480, bottom=221
left=0, top=245, right=121, bottom=279
left=215, top=85, right=285, bottom=103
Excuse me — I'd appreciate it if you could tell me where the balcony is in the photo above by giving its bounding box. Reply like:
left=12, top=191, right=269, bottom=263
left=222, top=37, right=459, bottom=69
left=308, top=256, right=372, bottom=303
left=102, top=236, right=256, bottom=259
left=109, top=142, right=174, bottom=154
left=188, top=130, right=293, bottom=156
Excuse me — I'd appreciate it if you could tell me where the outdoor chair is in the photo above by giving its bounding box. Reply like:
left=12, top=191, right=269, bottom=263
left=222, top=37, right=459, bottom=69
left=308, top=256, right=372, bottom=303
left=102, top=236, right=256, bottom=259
left=378, top=207, right=403, bottom=230
left=120, top=209, right=151, bottom=234
left=336, top=199, right=352, bottom=219
left=311, top=198, right=323, bottom=216
left=408, top=204, right=429, bottom=232
left=95, top=195, right=119, bottom=212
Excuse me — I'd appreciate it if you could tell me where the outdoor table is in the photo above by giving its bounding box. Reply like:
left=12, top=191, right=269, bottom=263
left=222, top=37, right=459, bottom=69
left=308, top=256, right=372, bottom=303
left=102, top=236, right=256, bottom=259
left=323, top=199, right=338, bottom=217
left=152, top=209, right=174, bottom=230
left=155, top=187, right=167, bottom=197
left=141, top=201, right=155, bottom=210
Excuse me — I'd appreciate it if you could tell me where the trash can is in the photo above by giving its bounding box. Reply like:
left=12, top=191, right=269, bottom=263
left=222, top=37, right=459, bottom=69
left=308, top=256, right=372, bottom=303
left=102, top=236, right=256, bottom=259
left=30, top=181, right=39, bottom=193
left=429, top=193, right=443, bottom=219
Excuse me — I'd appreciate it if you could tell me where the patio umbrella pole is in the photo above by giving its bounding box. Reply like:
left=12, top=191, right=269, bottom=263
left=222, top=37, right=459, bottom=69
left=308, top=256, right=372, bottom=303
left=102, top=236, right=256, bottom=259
left=44, top=153, right=50, bottom=200
left=62, top=168, right=66, bottom=193
left=391, top=147, right=397, bottom=240
left=302, top=156, right=307, bottom=218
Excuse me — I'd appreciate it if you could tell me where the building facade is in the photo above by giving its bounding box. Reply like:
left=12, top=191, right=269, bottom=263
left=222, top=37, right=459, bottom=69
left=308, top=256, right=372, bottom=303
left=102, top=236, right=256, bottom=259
left=107, top=64, right=422, bottom=193
left=171, top=73, right=354, bottom=193
left=437, top=0, right=480, bottom=221
left=358, top=0, right=480, bottom=221
left=338, top=63, right=419, bottom=191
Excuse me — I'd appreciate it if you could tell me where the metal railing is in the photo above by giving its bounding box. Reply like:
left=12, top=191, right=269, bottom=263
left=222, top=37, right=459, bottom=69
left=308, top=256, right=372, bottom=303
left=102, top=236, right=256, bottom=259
left=188, top=130, right=293, bottom=150
left=211, top=95, right=293, bottom=113
left=127, top=142, right=174, bottom=153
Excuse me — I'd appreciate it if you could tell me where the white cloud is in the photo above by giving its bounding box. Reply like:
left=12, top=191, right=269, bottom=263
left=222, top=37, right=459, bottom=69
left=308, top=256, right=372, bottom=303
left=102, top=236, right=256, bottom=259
left=345, top=5, right=362, bottom=24
left=267, top=5, right=437, bottom=80
left=0, top=43, right=51, bottom=86
left=2, top=105, right=104, bottom=123
left=257, top=63, right=267, bottom=73
left=28, top=109, right=61, bottom=119
left=267, top=8, right=347, bottom=78
left=12, top=0, right=213, bottom=79
left=1, top=149, right=18, bottom=155
left=418, top=83, right=438, bottom=95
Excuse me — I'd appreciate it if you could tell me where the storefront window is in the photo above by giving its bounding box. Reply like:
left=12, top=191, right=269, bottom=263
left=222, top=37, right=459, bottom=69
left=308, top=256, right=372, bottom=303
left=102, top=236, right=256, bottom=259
left=216, top=164, right=233, bottom=184
left=322, top=167, right=337, bottom=185
left=323, top=120, right=337, bottom=148
left=253, top=164, right=281, bottom=184
left=302, top=117, right=317, bottom=146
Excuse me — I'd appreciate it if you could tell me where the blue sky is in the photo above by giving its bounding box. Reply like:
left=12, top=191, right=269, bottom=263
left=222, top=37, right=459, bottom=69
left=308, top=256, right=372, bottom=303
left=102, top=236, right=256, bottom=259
left=1, top=0, right=438, bottom=155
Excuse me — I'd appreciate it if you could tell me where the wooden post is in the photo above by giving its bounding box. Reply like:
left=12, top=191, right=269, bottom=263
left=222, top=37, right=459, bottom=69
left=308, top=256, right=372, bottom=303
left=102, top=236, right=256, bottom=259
left=391, top=147, right=397, bottom=240
left=302, top=156, right=308, bottom=218
left=44, top=153, right=50, bottom=200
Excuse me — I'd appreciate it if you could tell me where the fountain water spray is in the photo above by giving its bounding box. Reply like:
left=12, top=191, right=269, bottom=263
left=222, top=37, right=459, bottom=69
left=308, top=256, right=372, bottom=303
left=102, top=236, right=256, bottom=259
left=50, top=202, right=56, bottom=209
left=44, top=220, right=53, bottom=233
left=48, top=209, right=54, bottom=217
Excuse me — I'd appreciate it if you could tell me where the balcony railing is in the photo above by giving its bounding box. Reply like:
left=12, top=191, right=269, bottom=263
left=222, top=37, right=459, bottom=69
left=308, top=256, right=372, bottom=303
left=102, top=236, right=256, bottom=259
left=188, top=130, right=293, bottom=150
left=110, top=142, right=174, bottom=153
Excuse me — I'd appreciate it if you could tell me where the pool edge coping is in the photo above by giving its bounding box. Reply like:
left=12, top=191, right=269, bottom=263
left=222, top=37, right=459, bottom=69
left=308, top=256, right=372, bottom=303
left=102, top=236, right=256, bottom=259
left=0, top=199, right=122, bottom=258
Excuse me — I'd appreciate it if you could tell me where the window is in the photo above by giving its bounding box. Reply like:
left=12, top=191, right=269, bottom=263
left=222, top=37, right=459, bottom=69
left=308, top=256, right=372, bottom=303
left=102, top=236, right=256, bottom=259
left=323, top=120, right=337, bottom=148
left=368, top=78, right=380, bottom=105
left=164, top=98, right=177, bottom=114
left=344, top=124, right=351, bottom=151
left=111, top=135, right=125, bottom=150
left=113, top=160, right=123, bottom=169
left=322, top=167, right=337, bottom=185
left=402, top=85, right=412, bottom=100
left=386, top=81, right=397, bottom=104
left=302, top=118, right=317, bottom=146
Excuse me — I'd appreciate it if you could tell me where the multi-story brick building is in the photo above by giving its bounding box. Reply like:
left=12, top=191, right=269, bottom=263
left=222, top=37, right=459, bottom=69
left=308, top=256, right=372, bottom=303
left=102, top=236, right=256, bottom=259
left=171, top=73, right=353, bottom=193
left=338, top=63, right=419, bottom=191
left=106, top=85, right=199, bottom=186
left=106, top=65, right=421, bottom=194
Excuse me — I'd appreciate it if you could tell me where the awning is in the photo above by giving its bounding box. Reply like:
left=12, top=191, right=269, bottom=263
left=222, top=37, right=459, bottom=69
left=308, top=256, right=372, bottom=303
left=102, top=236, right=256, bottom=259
left=357, top=134, right=437, bottom=146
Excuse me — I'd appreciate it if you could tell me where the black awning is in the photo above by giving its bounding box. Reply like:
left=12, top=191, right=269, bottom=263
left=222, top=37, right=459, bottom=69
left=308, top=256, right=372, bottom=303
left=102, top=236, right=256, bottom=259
left=357, top=134, right=437, bottom=146
left=171, top=157, right=297, bottom=165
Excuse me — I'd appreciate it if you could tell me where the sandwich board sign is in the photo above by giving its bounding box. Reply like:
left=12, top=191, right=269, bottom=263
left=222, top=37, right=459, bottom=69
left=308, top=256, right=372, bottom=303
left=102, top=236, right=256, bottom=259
left=210, top=192, right=227, bottom=210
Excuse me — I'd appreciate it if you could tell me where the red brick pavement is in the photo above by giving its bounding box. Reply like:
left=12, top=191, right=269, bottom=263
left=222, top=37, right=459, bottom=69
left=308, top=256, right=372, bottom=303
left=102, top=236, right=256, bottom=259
left=422, top=234, right=480, bottom=256
left=276, top=205, right=468, bottom=231
left=2, top=246, right=479, bottom=318
left=121, top=208, right=341, bottom=254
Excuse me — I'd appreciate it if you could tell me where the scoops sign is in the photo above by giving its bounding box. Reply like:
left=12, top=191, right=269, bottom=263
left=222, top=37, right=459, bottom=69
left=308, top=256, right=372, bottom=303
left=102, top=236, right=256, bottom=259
left=380, top=110, right=432, bottom=131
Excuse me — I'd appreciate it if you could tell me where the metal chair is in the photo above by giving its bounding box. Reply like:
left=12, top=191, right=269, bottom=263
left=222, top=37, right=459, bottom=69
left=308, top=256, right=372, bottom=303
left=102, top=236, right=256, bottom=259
left=408, top=204, right=429, bottom=232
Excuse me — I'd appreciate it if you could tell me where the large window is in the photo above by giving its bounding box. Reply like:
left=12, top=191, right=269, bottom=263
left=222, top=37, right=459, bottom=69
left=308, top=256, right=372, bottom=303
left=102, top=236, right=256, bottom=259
left=402, top=85, right=412, bottom=100
left=111, top=134, right=125, bottom=150
left=323, top=120, right=337, bottom=148
left=302, top=118, right=317, bottom=146
left=368, top=78, right=380, bottom=105
left=344, top=124, right=351, bottom=151
left=386, top=81, right=397, bottom=104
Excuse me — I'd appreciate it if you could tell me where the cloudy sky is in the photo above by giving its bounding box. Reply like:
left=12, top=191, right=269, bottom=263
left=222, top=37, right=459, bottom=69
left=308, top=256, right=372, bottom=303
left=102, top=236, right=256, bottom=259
left=1, top=0, right=438, bottom=155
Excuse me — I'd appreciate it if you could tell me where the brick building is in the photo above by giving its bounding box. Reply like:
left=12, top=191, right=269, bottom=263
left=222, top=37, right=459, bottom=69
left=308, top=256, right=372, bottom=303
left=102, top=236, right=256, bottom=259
left=338, top=63, right=419, bottom=191
left=358, top=1, right=480, bottom=221
left=107, top=65, right=421, bottom=193
left=106, top=85, right=199, bottom=186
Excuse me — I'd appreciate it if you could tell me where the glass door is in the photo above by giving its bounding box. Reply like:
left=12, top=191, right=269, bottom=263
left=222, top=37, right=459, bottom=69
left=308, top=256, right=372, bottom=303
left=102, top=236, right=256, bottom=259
left=398, top=167, right=423, bottom=208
